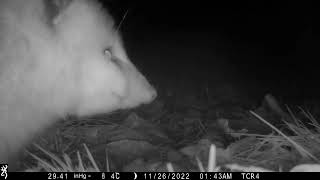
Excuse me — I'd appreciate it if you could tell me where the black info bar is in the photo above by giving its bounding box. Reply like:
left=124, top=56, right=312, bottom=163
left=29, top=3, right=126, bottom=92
left=1, top=171, right=319, bottom=180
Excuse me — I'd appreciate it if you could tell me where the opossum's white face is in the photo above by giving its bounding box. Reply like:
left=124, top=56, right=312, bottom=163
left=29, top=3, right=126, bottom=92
left=53, top=0, right=157, bottom=116
left=0, top=0, right=157, bottom=118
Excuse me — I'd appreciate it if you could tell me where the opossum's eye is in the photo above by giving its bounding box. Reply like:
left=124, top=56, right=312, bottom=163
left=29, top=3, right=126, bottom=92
left=104, top=48, right=120, bottom=65
left=104, top=48, right=112, bottom=59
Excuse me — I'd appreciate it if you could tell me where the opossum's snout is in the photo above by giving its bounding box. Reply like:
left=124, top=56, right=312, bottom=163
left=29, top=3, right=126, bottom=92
left=75, top=50, right=157, bottom=117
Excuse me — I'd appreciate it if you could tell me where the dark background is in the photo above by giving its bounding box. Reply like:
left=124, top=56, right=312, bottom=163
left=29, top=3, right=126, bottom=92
left=102, top=0, right=317, bottom=105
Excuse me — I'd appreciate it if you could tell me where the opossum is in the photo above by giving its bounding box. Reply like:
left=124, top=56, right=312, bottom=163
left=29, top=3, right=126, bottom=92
left=0, top=0, right=157, bottom=167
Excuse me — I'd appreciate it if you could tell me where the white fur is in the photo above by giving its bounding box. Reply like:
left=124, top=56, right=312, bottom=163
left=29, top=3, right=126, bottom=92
left=0, top=0, right=156, bottom=165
